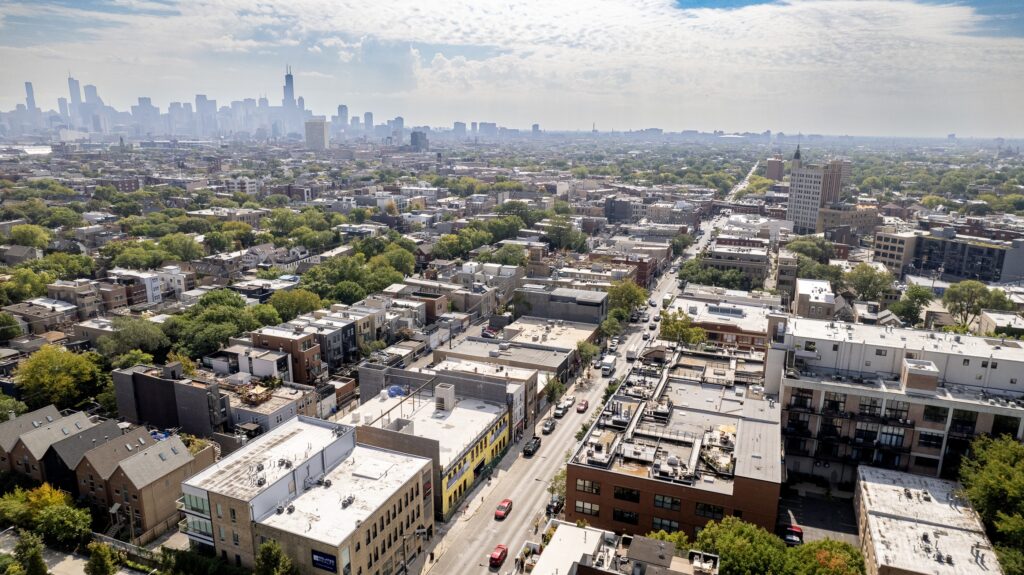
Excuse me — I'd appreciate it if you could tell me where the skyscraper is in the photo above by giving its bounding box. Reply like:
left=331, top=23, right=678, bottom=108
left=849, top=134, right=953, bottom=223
left=392, top=116, right=404, bottom=142
left=83, top=84, right=102, bottom=106
left=305, top=117, right=328, bottom=150
left=67, top=75, right=82, bottom=126
left=337, top=105, right=348, bottom=129
left=786, top=146, right=851, bottom=234
left=410, top=131, right=428, bottom=152
left=453, top=122, right=466, bottom=137
left=764, top=157, right=784, bottom=181
left=24, top=82, right=36, bottom=112
left=363, top=112, right=373, bottom=133
left=282, top=65, right=295, bottom=109
left=57, top=97, right=68, bottom=120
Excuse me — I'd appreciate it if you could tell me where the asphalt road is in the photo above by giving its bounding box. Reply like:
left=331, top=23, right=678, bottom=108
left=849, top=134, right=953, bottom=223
left=417, top=267, right=683, bottom=575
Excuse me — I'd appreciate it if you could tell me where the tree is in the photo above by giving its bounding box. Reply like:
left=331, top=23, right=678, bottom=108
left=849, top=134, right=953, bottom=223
left=13, top=531, right=46, bottom=575
left=35, top=503, right=90, bottom=549
left=84, top=543, right=117, bottom=575
left=268, top=289, right=324, bottom=322
left=600, top=318, right=622, bottom=338
left=15, top=345, right=107, bottom=409
left=159, top=233, right=205, bottom=261
left=96, top=317, right=170, bottom=358
left=671, top=234, right=694, bottom=257
left=22, top=253, right=95, bottom=280
left=254, top=541, right=296, bottom=575
left=960, top=435, right=1024, bottom=574
left=0, top=393, right=27, bottom=418
left=695, top=517, right=788, bottom=575
left=786, top=237, right=835, bottom=263
left=785, top=540, right=865, bottom=575
left=7, top=225, right=50, bottom=249
left=44, top=207, right=83, bottom=229
left=432, top=234, right=466, bottom=260
left=548, top=466, right=567, bottom=499
left=334, top=281, right=367, bottom=305
left=0, top=269, right=52, bottom=306
left=844, top=263, right=893, bottom=302
left=576, top=341, right=600, bottom=367
left=607, top=280, right=648, bottom=315
left=369, top=246, right=416, bottom=276
left=943, top=280, right=1014, bottom=327
left=888, top=284, right=935, bottom=326
left=904, top=284, right=935, bottom=309
left=0, top=313, right=22, bottom=341
left=659, top=311, right=707, bottom=345
left=483, top=244, right=527, bottom=266
left=646, top=529, right=689, bottom=552
left=112, top=349, right=154, bottom=369
left=167, top=350, right=197, bottom=376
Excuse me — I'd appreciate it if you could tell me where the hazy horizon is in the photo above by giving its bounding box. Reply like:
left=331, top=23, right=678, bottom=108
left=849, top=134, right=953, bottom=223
left=2, top=0, right=1023, bottom=138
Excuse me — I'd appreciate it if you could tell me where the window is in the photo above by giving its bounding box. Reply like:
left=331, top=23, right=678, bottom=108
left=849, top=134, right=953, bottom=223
left=914, top=456, right=940, bottom=470
left=992, top=362, right=999, bottom=369
left=858, top=397, right=882, bottom=417
left=216, top=503, right=222, bottom=518
left=654, top=495, right=681, bottom=511
left=823, top=392, right=846, bottom=413
left=854, top=422, right=879, bottom=443
left=231, top=531, right=239, bottom=546
left=229, top=508, right=236, bottom=522
left=982, top=361, right=989, bottom=368
left=575, top=501, right=600, bottom=516
left=576, top=479, right=600, bottom=494
left=923, top=405, right=948, bottom=423
left=613, top=509, right=639, bottom=525
left=832, top=343, right=839, bottom=351
left=653, top=517, right=679, bottom=533
left=884, top=400, right=909, bottom=420
left=695, top=503, right=724, bottom=519
left=803, top=341, right=816, bottom=352
left=918, top=432, right=944, bottom=449
left=878, top=426, right=905, bottom=447
left=963, top=359, right=970, bottom=366
left=614, top=486, right=641, bottom=503
left=875, top=349, right=887, bottom=357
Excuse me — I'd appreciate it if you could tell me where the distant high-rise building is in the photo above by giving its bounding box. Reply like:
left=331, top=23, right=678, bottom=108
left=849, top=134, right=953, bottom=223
left=24, top=82, right=36, bottom=112
left=337, top=105, right=348, bottom=130
left=283, top=66, right=295, bottom=109
left=363, top=112, right=373, bottom=133
left=786, top=146, right=851, bottom=235
left=410, top=131, right=428, bottom=152
left=305, top=117, right=328, bottom=150
left=57, top=97, right=68, bottom=120
left=83, top=84, right=101, bottom=106
left=350, top=116, right=361, bottom=130
left=453, top=121, right=466, bottom=137
left=764, top=157, right=784, bottom=181
left=392, top=116, right=404, bottom=142
left=532, top=123, right=540, bottom=135
left=297, top=96, right=305, bottom=111
left=67, top=75, right=82, bottom=126
left=471, top=121, right=478, bottom=134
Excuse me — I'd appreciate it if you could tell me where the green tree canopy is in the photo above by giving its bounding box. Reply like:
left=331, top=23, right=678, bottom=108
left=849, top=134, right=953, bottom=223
left=14, top=530, right=46, bottom=575
left=844, top=263, right=893, bottom=302
left=576, top=341, right=600, bottom=366
left=7, top=225, right=50, bottom=249
left=695, top=517, right=788, bottom=575
left=14, top=345, right=109, bottom=409
left=943, top=280, right=1014, bottom=328
left=659, top=310, right=707, bottom=345
left=84, top=543, right=117, bottom=575
left=96, top=317, right=170, bottom=359
left=607, top=279, right=648, bottom=314
left=111, top=349, right=155, bottom=369
left=786, top=237, right=835, bottom=263
left=254, top=541, right=297, bottom=575
left=268, top=289, right=324, bottom=322
left=785, top=539, right=865, bottom=575
left=0, top=313, right=22, bottom=341
left=646, top=530, right=690, bottom=552
left=960, top=435, right=1024, bottom=574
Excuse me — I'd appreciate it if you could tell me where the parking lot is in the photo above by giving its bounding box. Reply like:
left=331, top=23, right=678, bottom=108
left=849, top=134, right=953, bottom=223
left=778, top=492, right=859, bottom=547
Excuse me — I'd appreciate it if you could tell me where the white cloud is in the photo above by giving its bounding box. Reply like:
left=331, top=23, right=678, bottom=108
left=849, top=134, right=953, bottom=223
left=0, top=0, right=1022, bottom=136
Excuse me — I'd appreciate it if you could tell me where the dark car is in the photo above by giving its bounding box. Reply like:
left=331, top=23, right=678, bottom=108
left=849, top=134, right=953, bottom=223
left=542, top=419, right=556, bottom=434
left=782, top=525, right=804, bottom=546
left=545, top=494, right=565, bottom=516
left=524, top=437, right=542, bottom=457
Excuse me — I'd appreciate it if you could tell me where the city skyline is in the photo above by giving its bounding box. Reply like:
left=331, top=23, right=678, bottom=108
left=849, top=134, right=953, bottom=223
left=1, top=0, right=1024, bottom=137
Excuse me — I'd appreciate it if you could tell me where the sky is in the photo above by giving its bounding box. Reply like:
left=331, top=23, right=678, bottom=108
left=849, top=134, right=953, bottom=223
left=0, top=0, right=1022, bottom=137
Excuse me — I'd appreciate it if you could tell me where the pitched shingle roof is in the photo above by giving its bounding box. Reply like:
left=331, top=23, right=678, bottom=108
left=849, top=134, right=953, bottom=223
left=0, top=406, right=61, bottom=453
left=79, top=427, right=152, bottom=480
left=117, top=436, right=192, bottom=489
left=17, top=412, right=94, bottom=460
left=50, top=420, right=124, bottom=471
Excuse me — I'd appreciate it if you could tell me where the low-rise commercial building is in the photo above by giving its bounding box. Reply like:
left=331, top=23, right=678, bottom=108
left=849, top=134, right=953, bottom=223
left=703, top=242, right=769, bottom=285
left=512, top=285, right=609, bottom=324
left=855, top=466, right=1000, bottom=575
left=667, top=298, right=771, bottom=352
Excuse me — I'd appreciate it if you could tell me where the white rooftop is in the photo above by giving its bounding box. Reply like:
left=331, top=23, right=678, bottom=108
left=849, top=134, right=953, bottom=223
left=431, top=358, right=536, bottom=383
left=505, top=316, right=599, bottom=351
left=669, top=298, right=770, bottom=334
left=795, top=279, right=834, bottom=303
left=530, top=522, right=610, bottom=575
left=345, top=391, right=505, bottom=469
left=257, top=445, right=429, bottom=547
left=857, top=466, right=1001, bottom=575
left=184, top=417, right=340, bottom=501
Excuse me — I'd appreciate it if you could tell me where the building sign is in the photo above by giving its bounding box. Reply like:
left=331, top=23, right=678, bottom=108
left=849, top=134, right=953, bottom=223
left=423, top=479, right=432, bottom=500
left=311, top=550, right=337, bottom=573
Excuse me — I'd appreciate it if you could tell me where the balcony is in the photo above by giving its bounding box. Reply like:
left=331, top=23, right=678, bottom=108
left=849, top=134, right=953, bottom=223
left=949, top=423, right=976, bottom=438
left=176, top=497, right=210, bottom=518
left=794, top=348, right=820, bottom=360
left=178, top=518, right=214, bottom=544
left=784, top=426, right=813, bottom=438
left=787, top=400, right=815, bottom=414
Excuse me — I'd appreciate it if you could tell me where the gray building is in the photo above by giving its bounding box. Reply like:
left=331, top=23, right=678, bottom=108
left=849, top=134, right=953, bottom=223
left=513, top=285, right=608, bottom=324
left=113, top=363, right=231, bottom=437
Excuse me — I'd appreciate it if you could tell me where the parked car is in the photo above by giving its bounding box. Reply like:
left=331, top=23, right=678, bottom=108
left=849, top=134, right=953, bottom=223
left=782, top=525, right=804, bottom=546
left=495, top=499, right=513, bottom=520
left=642, top=332, right=650, bottom=340
left=563, top=395, right=576, bottom=405
left=542, top=419, right=556, bottom=434
left=489, top=545, right=509, bottom=568
left=545, top=494, right=565, bottom=515
left=524, top=437, right=542, bottom=456
left=642, top=313, right=650, bottom=322
left=576, top=400, right=589, bottom=413
left=649, top=299, right=657, bottom=307
left=649, top=323, right=657, bottom=330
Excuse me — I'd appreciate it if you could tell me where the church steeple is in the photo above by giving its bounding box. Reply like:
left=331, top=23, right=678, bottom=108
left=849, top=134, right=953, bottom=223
left=793, top=144, right=801, bottom=160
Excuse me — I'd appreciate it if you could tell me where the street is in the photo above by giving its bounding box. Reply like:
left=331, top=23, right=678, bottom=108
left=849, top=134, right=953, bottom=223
left=418, top=265, right=683, bottom=575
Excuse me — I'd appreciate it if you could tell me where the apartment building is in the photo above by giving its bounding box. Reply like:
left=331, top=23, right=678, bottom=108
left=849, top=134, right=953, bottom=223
left=767, top=316, right=1024, bottom=482
left=565, top=349, right=782, bottom=538
left=113, top=363, right=232, bottom=438
left=8, top=412, right=94, bottom=483
left=855, top=467, right=1000, bottom=575
left=46, top=279, right=102, bottom=320
left=2, top=298, right=78, bottom=334
left=787, top=149, right=849, bottom=235
left=251, top=326, right=327, bottom=385
left=667, top=297, right=771, bottom=352
left=180, top=416, right=434, bottom=574
left=703, top=241, right=769, bottom=285
left=512, top=285, right=609, bottom=324
left=816, top=204, right=881, bottom=236
left=0, top=406, right=61, bottom=473
left=791, top=279, right=841, bottom=320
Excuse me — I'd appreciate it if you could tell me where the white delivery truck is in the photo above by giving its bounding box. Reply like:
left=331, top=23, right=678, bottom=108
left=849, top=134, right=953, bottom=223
left=626, top=342, right=642, bottom=362
left=601, top=355, right=616, bottom=377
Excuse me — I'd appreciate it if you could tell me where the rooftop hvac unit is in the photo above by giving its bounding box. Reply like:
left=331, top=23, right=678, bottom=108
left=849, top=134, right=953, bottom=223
left=435, top=383, right=456, bottom=412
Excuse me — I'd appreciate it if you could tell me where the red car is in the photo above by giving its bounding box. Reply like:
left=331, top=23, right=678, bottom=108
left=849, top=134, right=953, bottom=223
left=489, top=544, right=509, bottom=567
left=576, top=400, right=589, bottom=413
left=494, top=498, right=513, bottom=520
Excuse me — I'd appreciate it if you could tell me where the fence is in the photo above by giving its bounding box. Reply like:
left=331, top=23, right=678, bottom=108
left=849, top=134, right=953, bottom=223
left=92, top=532, right=162, bottom=569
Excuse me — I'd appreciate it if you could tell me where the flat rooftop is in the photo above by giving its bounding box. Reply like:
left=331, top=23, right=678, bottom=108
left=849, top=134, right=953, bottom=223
left=669, top=298, right=770, bottom=335
left=857, top=466, right=1000, bottom=575
left=531, top=522, right=611, bottom=575
left=257, top=445, right=429, bottom=547
left=795, top=279, right=834, bottom=303
left=431, top=358, right=536, bottom=382
left=788, top=317, right=1024, bottom=363
left=228, top=387, right=307, bottom=416
left=505, top=316, right=598, bottom=351
left=442, top=338, right=566, bottom=370
left=184, top=417, right=342, bottom=501
left=344, top=390, right=505, bottom=469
